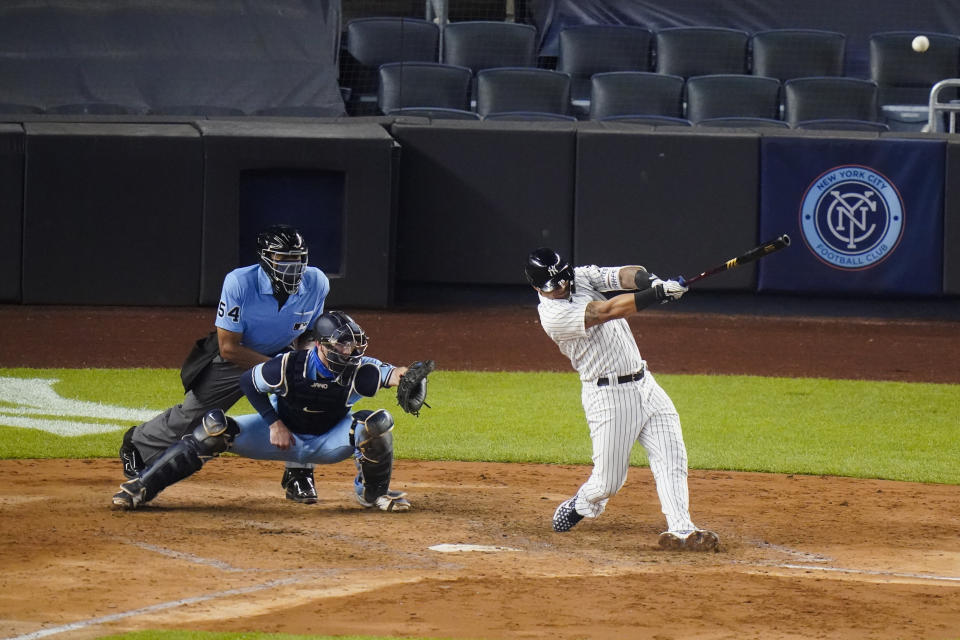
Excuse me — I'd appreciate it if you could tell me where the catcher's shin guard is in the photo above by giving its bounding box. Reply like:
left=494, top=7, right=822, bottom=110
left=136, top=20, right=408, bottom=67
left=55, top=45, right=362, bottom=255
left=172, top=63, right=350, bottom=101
left=350, top=409, right=399, bottom=506
left=112, top=409, right=238, bottom=510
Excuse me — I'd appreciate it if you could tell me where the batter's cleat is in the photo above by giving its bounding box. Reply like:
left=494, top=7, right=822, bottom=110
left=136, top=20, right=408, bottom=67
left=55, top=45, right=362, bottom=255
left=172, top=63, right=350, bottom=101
left=658, top=529, right=720, bottom=552
left=356, top=489, right=411, bottom=512
left=552, top=496, right=584, bottom=532
left=111, top=478, right=147, bottom=510
left=119, top=426, right=145, bottom=479
left=281, top=468, right=318, bottom=504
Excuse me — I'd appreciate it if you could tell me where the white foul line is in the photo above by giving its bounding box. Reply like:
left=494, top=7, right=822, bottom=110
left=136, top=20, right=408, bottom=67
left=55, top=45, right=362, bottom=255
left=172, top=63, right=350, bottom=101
left=770, top=562, right=960, bottom=583
left=125, top=541, right=247, bottom=572
left=1, top=576, right=310, bottom=640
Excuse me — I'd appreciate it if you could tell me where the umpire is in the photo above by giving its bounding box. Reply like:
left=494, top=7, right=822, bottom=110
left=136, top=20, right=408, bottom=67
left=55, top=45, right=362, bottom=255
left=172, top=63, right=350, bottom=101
left=119, top=224, right=329, bottom=502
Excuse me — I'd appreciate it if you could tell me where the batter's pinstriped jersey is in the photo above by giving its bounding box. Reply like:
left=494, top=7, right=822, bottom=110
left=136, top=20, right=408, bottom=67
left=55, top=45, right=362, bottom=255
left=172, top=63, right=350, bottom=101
left=537, top=265, right=644, bottom=382
left=536, top=263, right=698, bottom=533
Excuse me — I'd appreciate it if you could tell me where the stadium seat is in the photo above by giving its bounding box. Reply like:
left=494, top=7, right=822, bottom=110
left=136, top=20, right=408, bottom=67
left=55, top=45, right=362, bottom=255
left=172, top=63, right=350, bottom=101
left=557, top=25, right=654, bottom=116
left=684, top=74, right=781, bottom=122
left=869, top=31, right=960, bottom=130
left=483, top=111, right=578, bottom=121
left=475, top=67, right=570, bottom=118
left=750, top=29, right=846, bottom=82
left=442, top=20, right=537, bottom=103
left=783, top=77, right=880, bottom=127
left=696, top=116, right=789, bottom=129
left=441, top=21, right=538, bottom=74
left=386, top=107, right=481, bottom=120
left=655, top=27, right=750, bottom=78
left=340, top=17, right=440, bottom=115
left=588, top=71, right=685, bottom=120
left=599, top=114, right=693, bottom=127
left=377, top=62, right=472, bottom=114
left=794, top=118, right=890, bottom=132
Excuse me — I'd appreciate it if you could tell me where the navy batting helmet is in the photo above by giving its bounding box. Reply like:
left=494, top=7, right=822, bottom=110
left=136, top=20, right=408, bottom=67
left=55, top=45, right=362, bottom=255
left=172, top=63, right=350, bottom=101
left=257, top=224, right=308, bottom=296
left=525, top=247, right=574, bottom=292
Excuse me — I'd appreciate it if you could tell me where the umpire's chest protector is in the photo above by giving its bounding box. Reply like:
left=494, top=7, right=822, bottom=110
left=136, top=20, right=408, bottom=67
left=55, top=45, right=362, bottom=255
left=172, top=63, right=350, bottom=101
left=276, top=350, right=351, bottom=435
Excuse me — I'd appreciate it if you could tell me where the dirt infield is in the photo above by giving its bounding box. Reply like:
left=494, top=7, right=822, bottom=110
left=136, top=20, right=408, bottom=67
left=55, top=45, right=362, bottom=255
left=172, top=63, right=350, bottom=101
left=0, top=303, right=959, bottom=640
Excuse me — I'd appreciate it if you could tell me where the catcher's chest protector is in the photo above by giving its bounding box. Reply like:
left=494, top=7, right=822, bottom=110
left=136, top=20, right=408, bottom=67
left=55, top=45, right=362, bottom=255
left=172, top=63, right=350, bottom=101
left=276, top=350, right=351, bottom=434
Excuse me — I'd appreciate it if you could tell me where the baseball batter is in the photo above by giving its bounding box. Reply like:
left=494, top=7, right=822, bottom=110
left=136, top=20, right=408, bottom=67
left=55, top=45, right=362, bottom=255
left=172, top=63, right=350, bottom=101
left=525, top=247, right=719, bottom=551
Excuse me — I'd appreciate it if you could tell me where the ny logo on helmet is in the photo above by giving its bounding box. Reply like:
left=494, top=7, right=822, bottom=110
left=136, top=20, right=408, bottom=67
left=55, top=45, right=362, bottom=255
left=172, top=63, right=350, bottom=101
left=547, top=265, right=559, bottom=276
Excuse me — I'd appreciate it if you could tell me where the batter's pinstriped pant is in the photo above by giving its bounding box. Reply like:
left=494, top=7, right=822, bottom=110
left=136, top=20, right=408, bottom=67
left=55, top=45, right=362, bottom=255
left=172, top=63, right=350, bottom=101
left=573, top=372, right=697, bottom=533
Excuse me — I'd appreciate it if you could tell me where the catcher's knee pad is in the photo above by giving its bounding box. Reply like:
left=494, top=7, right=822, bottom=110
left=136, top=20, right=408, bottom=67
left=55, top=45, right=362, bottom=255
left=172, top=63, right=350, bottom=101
left=190, top=409, right=239, bottom=457
left=351, top=409, right=395, bottom=502
left=351, top=409, right=395, bottom=463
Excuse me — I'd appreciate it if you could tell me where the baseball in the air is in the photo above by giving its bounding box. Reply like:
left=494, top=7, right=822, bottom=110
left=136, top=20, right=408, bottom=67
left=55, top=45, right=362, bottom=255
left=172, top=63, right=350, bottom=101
left=912, top=35, right=930, bottom=52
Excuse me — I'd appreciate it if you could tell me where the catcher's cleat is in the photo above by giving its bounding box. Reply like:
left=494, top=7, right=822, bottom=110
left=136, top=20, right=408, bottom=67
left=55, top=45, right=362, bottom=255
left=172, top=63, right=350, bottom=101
left=552, top=496, right=584, bottom=532
left=658, top=529, right=720, bottom=552
left=356, top=489, right=411, bottom=512
left=111, top=478, right=147, bottom=510
left=281, top=468, right=318, bottom=504
left=119, top=426, right=145, bottom=479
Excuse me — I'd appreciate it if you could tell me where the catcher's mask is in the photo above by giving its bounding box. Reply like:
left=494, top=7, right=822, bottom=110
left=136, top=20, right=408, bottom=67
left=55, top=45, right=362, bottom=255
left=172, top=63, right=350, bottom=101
left=313, top=311, right=368, bottom=381
left=257, top=224, right=309, bottom=296
left=525, top=247, right=574, bottom=294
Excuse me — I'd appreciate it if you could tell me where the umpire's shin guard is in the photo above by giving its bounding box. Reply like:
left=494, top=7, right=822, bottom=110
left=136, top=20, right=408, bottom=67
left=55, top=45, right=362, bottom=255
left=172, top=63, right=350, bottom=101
left=114, top=409, right=236, bottom=508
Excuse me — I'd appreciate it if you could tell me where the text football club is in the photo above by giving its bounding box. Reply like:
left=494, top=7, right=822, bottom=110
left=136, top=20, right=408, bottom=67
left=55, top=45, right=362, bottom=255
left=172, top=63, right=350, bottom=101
left=799, top=165, right=904, bottom=270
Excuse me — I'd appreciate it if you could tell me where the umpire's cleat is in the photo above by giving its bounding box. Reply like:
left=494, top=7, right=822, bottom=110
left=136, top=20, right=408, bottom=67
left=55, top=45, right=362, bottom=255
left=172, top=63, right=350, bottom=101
left=552, top=496, right=584, bottom=532
left=356, top=489, right=411, bottom=512
left=119, top=426, right=145, bottom=479
left=658, top=529, right=720, bottom=552
left=281, top=468, right=318, bottom=504
left=111, top=478, right=147, bottom=510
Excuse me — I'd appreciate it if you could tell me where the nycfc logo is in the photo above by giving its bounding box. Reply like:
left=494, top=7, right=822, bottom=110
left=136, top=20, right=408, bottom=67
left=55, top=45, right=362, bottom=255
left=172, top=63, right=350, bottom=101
left=799, top=165, right=904, bottom=270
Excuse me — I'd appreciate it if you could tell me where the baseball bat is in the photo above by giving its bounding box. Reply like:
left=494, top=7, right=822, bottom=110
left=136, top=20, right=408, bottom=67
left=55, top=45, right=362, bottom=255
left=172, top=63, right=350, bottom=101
left=677, top=234, right=791, bottom=286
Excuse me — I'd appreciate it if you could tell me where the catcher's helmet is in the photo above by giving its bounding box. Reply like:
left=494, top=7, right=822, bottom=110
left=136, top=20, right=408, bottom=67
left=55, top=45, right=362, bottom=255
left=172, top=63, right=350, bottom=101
left=525, top=247, right=574, bottom=292
left=257, top=225, right=308, bottom=296
left=312, top=311, right=368, bottom=379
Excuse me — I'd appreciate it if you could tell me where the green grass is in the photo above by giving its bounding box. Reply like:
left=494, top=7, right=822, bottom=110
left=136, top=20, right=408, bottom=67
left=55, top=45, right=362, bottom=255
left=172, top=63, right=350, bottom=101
left=0, top=367, right=957, bottom=484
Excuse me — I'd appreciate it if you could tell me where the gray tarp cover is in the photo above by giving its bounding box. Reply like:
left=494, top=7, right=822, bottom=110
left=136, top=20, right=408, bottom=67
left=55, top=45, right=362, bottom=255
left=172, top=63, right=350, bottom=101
left=0, top=0, right=345, bottom=115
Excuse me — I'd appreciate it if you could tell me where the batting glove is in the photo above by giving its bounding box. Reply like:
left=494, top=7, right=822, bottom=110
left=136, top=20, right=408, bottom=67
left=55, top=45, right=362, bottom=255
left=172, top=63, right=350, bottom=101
left=654, top=279, right=688, bottom=302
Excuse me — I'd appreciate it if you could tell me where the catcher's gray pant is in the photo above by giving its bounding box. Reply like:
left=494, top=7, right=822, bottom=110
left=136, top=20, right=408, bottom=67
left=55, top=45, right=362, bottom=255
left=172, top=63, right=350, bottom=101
left=573, top=372, right=698, bottom=533
left=131, top=357, right=245, bottom=466
left=130, top=357, right=313, bottom=476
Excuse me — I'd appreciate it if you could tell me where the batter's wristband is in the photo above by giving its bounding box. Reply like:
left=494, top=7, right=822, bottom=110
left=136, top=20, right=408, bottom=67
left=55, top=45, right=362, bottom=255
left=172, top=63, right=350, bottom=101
left=634, top=287, right=659, bottom=311
left=633, top=266, right=651, bottom=290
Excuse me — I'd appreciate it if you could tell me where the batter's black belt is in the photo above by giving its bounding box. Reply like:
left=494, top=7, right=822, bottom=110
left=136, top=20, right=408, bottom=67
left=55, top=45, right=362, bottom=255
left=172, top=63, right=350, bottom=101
left=596, top=368, right=645, bottom=387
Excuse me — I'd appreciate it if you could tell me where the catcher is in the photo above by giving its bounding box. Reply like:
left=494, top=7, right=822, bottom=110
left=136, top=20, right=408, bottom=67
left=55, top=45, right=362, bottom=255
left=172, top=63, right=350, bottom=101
left=112, top=311, right=435, bottom=512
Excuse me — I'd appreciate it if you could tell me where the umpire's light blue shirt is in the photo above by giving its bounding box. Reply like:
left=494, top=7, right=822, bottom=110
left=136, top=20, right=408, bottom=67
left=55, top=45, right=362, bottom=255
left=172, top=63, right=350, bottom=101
left=214, top=264, right=329, bottom=357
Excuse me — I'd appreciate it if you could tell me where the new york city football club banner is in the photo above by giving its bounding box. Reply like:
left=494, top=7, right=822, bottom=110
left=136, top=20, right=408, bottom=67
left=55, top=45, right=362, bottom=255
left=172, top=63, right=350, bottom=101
left=758, top=138, right=944, bottom=295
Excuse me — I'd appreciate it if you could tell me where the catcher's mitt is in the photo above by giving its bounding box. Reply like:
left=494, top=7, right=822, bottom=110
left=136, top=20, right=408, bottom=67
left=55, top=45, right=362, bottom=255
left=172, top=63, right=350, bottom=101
left=396, top=360, right=435, bottom=416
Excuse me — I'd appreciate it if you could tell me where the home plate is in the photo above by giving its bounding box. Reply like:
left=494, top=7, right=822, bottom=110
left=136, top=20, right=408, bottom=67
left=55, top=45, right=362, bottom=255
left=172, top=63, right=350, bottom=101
left=429, top=543, right=521, bottom=553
